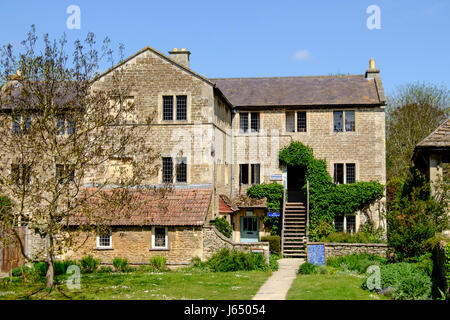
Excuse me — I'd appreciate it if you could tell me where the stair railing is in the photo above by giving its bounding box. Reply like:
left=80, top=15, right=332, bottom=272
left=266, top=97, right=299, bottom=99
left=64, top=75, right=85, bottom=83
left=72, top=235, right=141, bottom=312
left=306, top=180, right=310, bottom=243
left=281, top=181, right=286, bottom=255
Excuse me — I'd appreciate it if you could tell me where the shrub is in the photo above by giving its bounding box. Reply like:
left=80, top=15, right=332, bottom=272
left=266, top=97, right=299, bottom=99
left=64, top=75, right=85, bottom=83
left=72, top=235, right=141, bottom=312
left=326, top=253, right=387, bottom=274
left=54, top=260, right=78, bottom=276
left=386, top=169, right=449, bottom=260
left=365, top=262, right=432, bottom=300
left=323, top=231, right=384, bottom=244
left=112, top=257, right=129, bottom=272
left=261, top=235, right=281, bottom=254
left=298, top=262, right=317, bottom=275
left=149, top=256, right=167, bottom=271
left=316, top=265, right=328, bottom=274
left=11, top=265, right=34, bottom=277
left=80, top=255, right=100, bottom=273
left=97, top=266, right=113, bottom=273
left=269, top=255, right=279, bottom=271
left=205, top=249, right=268, bottom=272
left=190, top=257, right=206, bottom=269
left=409, top=253, right=434, bottom=277
left=212, top=217, right=232, bottom=238
left=33, top=262, right=48, bottom=277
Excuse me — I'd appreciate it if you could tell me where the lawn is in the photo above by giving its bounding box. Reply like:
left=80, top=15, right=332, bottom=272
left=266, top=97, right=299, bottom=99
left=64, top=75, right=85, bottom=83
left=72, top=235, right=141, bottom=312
left=286, top=274, right=389, bottom=300
left=0, top=269, right=272, bottom=300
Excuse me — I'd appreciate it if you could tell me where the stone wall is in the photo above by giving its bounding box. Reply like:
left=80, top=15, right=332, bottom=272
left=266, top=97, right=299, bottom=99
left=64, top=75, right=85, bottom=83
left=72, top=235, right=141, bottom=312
left=307, top=242, right=390, bottom=258
left=203, top=226, right=270, bottom=262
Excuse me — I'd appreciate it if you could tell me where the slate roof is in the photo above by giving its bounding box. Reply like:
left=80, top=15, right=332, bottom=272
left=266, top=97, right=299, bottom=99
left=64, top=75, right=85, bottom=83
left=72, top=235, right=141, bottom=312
left=210, top=75, right=382, bottom=107
left=415, top=118, right=450, bottom=149
left=69, top=187, right=212, bottom=226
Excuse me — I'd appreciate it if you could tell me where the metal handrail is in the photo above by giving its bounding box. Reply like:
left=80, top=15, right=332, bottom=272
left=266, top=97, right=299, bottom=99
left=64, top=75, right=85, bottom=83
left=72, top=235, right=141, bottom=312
left=306, top=180, right=310, bottom=243
left=281, top=181, right=286, bottom=255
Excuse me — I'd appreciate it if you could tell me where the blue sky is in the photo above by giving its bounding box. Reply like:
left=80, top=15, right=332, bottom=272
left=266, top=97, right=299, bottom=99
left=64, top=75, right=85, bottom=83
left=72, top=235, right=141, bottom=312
left=1, top=0, right=449, bottom=95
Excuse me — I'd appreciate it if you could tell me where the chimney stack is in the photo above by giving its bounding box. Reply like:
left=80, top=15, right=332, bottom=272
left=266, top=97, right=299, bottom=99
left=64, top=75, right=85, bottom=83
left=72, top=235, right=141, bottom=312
left=365, top=58, right=386, bottom=104
left=169, top=48, right=191, bottom=69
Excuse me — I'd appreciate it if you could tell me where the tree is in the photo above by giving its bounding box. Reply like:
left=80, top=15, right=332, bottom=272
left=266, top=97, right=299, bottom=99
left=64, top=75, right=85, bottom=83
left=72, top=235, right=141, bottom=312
left=0, top=26, right=159, bottom=287
left=386, top=82, right=449, bottom=180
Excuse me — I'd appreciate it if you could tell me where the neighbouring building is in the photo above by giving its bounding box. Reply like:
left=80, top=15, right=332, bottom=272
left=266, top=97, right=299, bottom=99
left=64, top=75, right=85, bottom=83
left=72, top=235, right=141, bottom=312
left=1, top=46, right=387, bottom=267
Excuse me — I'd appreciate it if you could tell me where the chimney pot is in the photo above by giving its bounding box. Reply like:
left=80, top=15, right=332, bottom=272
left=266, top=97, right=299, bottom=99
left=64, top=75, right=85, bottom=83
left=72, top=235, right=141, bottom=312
left=369, top=58, right=376, bottom=70
left=169, top=48, right=191, bottom=69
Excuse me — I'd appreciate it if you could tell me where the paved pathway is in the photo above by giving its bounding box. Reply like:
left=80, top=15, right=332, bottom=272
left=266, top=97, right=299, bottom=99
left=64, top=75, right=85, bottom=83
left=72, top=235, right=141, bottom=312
left=253, top=258, right=304, bottom=300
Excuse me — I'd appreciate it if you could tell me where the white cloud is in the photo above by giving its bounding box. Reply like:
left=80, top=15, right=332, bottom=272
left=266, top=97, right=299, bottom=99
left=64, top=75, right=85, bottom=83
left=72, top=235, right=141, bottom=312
left=292, top=49, right=313, bottom=61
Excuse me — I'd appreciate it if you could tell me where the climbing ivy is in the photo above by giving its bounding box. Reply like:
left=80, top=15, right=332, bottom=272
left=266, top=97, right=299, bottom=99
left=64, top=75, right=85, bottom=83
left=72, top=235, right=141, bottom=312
left=279, top=141, right=385, bottom=241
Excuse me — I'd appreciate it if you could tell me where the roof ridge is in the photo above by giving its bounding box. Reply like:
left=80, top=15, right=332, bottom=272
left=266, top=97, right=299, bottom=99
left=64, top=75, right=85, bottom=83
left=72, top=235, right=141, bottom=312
left=210, top=74, right=364, bottom=80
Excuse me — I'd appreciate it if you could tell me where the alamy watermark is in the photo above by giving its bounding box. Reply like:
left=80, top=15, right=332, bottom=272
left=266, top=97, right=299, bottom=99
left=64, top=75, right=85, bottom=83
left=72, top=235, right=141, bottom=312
left=66, top=5, right=81, bottom=30
left=366, top=5, right=381, bottom=30
left=66, top=265, right=81, bottom=290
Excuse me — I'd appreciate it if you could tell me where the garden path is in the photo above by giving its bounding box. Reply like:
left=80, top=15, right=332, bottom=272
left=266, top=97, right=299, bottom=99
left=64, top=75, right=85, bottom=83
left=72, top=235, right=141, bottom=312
left=252, top=258, right=304, bottom=300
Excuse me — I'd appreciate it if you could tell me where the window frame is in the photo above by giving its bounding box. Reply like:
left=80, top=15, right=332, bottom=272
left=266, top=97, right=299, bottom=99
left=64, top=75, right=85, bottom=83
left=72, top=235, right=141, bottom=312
left=239, top=164, right=249, bottom=185
left=162, top=157, right=173, bottom=183
left=162, top=95, right=174, bottom=121
left=239, top=112, right=249, bottom=133
left=176, top=157, right=187, bottom=183
left=250, top=164, right=260, bottom=185
left=297, top=111, right=307, bottom=132
left=334, top=110, right=356, bottom=133
left=96, top=230, right=112, bottom=249
left=176, top=95, right=187, bottom=121
left=286, top=112, right=295, bottom=132
left=250, top=112, right=260, bottom=133
left=152, top=226, right=168, bottom=249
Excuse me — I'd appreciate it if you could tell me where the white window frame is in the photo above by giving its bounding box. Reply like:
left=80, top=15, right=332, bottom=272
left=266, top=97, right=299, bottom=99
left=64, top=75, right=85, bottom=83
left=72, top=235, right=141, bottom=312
left=152, top=226, right=168, bottom=249
left=96, top=230, right=112, bottom=249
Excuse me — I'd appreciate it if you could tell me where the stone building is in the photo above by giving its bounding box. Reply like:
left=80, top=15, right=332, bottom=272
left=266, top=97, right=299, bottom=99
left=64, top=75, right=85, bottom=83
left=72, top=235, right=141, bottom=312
left=1, top=46, right=386, bottom=265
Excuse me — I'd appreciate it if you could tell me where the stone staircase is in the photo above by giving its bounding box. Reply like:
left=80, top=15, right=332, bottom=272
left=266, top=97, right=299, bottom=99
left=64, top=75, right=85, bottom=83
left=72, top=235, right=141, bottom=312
left=282, top=202, right=307, bottom=258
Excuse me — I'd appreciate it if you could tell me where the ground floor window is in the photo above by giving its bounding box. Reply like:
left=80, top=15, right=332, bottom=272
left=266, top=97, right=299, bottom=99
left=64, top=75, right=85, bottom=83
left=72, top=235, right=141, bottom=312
left=333, top=215, right=356, bottom=234
left=152, top=227, right=168, bottom=249
left=96, top=230, right=112, bottom=248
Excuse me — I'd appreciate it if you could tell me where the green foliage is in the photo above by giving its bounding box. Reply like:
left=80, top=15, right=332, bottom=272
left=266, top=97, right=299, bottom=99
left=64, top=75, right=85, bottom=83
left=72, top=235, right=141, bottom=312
left=212, top=217, right=232, bottom=238
left=112, top=257, right=129, bottom=272
left=11, top=265, right=34, bottom=277
left=149, top=256, right=167, bottom=271
left=97, top=266, right=113, bottom=273
left=298, top=262, right=317, bottom=275
left=80, top=255, right=101, bottom=273
left=367, top=262, right=432, bottom=300
left=33, top=262, right=48, bottom=277
left=54, top=260, right=78, bottom=276
left=279, top=141, right=384, bottom=241
left=269, top=255, right=279, bottom=271
left=326, top=253, right=387, bottom=274
left=261, top=235, right=281, bottom=254
left=0, top=195, right=12, bottom=215
left=247, top=183, right=283, bottom=235
left=445, top=244, right=450, bottom=291
left=203, top=249, right=268, bottom=272
left=386, top=168, right=449, bottom=260
left=386, top=82, right=449, bottom=180
left=409, top=253, right=434, bottom=277
left=323, top=231, right=384, bottom=244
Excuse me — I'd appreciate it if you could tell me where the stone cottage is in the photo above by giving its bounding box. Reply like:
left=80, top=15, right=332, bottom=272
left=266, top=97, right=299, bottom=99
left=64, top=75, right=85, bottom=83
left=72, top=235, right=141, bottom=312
left=1, top=45, right=386, bottom=266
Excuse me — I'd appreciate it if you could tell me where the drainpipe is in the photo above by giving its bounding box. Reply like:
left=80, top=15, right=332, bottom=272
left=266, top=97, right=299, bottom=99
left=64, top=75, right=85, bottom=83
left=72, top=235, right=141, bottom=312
left=230, top=109, right=236, bottom=196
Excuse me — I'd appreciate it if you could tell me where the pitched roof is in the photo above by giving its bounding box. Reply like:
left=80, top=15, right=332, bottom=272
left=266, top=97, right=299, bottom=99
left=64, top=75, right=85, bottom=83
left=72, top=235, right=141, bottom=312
left=415, top=118, right=450, bottom=149
left=210, top=75, right=382, bottom=107
left=69, top=187, right=212, bottom=226
left=218, top=194, right=238, bottom=213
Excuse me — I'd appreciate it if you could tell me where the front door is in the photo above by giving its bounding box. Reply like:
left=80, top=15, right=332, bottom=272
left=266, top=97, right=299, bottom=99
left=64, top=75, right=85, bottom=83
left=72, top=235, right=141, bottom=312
left=287, top=165, right=306, bottom=202
left=240, top=216, right=259, bottom=242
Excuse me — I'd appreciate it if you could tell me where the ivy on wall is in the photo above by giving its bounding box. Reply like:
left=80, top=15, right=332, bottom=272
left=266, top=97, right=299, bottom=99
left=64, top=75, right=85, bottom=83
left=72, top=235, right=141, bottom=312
left=279, top=141, right=385, bottom=241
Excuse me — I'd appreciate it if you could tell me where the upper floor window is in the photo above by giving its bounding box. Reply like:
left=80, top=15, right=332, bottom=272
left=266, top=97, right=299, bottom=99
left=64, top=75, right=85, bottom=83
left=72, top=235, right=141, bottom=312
left=239, top=112, right=249, bottom=133
left=250, top=112, right=260, bottom=132
left=57, top=115, right=75, bottom=135
left=11, top=163, right=31, bottom=186
left=12, top=114, right=31, bottom=134
left=297, top=112, right=307, bottom=132
left=176, top=96, right=187, bottom=121
left=286, top=112, right=295, bottom=132
left=334, top=111, right=355, bottom=132
left=239, top=163, right=260, bottom=185
left=162, top=157, right=187, bottom=183
left=162, top=95, right=187, bottom=121
left=176, top=157, right=187, bottom=183
left=334, top=163, right=356, bottom=184
left=162, top=96, right=174, bottom=121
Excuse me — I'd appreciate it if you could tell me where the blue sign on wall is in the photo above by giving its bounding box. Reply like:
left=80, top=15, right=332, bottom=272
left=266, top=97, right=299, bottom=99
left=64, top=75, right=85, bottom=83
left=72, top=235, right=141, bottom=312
left=306, top=243, right=326, bottom=265
left=268, top=212, right=280, bottom=217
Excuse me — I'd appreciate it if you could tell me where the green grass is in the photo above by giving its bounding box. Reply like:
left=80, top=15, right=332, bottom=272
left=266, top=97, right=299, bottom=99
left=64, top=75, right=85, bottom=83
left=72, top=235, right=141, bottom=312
left=0, top=269, right=271, bottom=300
left=286, top=274, right=389, bottom=300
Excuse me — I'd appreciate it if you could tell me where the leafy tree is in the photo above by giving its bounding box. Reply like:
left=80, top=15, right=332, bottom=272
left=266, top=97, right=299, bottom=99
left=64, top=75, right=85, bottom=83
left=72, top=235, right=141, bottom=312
left=0, top=26, right=159, bottom=287
left=386, top=168, right=449, bottom=260
left=386, top=82, right=449, bottom=180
